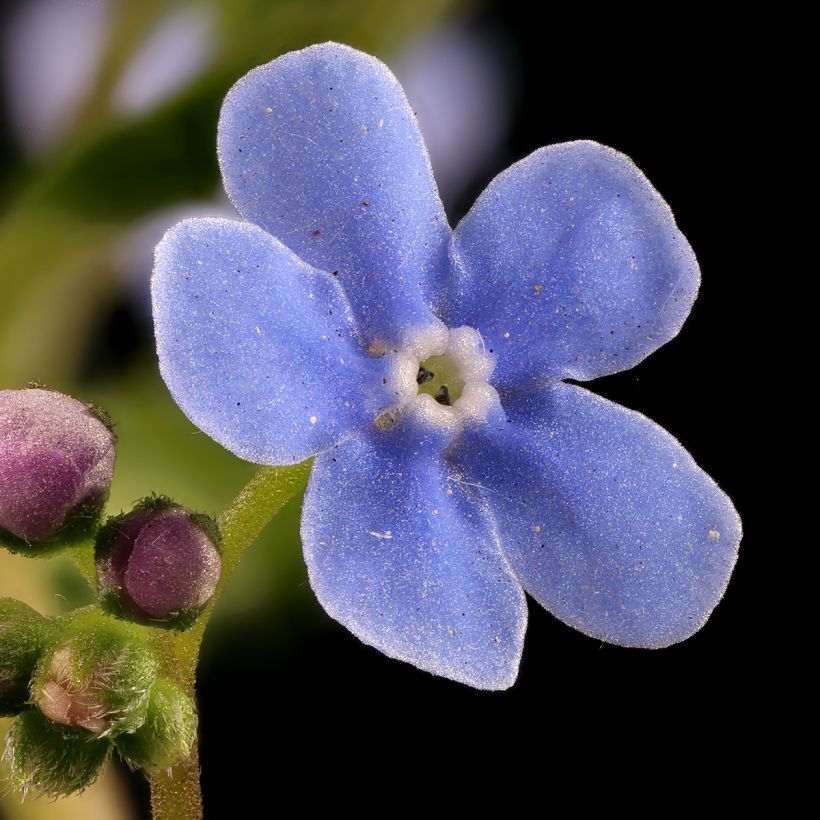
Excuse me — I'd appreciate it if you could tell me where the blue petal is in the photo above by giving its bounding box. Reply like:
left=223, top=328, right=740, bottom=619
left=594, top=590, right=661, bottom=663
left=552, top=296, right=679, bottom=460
left=451, top=382, right=741, bottom=647
left=443, top=141, right=700, bottom=388
left=217, top=42, right=450, bottom=347
left=302, top=414, right=527, bottom=690
left=152, top=217, right=392, bottom=465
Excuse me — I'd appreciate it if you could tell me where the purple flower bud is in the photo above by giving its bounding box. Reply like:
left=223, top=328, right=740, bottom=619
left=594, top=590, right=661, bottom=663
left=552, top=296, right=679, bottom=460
left=96, top=499, right=221, bottom=629
left=0, top=388, right=116, bottom=550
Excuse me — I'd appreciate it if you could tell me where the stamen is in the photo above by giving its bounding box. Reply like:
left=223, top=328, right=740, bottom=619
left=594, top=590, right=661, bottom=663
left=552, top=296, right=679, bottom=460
left=416, top=367, right=435, bottom=384
left=379, top=324, right=499, bottom=432
left=417, top=354, right=465, bottom=403
left=434, top=385, right=452, bottom=406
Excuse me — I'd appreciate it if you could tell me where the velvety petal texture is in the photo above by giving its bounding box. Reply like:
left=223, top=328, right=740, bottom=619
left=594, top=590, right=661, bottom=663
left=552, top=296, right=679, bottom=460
left=153, top=217, right=393, bottom=464
left=443, top=141, right=700, bottom=388
left=302, top=412, right=527, bottom=689
left=451, top=382, right=740, bottom=648
left=218, top=42, right=451, bottom=347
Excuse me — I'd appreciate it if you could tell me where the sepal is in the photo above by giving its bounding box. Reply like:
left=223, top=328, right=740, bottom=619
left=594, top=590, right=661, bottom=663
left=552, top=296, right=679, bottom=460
left=115, top=677, right=197, bottom=773
left=31, top=609, right=158, bottom=738
left=3, top=709, right=110, bottom=798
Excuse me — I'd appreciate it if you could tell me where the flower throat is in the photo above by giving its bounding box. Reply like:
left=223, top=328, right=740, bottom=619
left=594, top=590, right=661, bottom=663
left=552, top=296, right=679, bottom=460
left=416, top=355, right=465, bottom=406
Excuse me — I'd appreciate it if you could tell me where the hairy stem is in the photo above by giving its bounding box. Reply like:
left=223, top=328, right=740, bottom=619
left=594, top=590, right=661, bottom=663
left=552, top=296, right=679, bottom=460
left=148, top=462, right=311, bottom=820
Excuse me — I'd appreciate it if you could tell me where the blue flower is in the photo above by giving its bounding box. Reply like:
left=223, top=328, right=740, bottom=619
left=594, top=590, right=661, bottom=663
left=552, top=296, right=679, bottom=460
left=152, top=42, right=741, bottom=690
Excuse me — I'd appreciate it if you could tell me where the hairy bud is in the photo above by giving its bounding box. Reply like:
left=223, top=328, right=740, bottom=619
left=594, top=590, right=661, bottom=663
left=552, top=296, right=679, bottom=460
left=96, top=498, right=221, bottom=630
left=31, top=610, right=158, bottom=738
left=115, top=677, right=197, bottom=772
left=4, top=709, right=110, bottom=798
left=0, top=388, right=116, bottom=552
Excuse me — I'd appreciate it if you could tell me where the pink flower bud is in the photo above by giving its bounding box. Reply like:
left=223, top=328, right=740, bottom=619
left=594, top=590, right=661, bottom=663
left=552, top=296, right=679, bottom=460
left=96, top=499, right=221, bottom=629
left=0, top=388, right=115, bottom=549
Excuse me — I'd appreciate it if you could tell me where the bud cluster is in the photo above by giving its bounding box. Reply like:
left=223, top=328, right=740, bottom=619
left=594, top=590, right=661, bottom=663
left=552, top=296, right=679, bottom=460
left=1, top=388, right=222, bottom=629
left=2, top=605, right=199, bottom=797
left=1, top=389, right=221, bottom=796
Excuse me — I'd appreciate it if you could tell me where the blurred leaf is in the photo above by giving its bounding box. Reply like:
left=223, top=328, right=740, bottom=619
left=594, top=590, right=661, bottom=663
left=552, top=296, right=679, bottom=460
left=1, top=0, right=456, bottom=382
left=0, top=212, right=119, bottom=384
left=68, top=0, right=177, bottom=139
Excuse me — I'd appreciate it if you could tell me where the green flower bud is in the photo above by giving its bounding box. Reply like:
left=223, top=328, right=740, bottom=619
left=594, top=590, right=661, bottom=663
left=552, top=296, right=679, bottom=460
left=32, top=609, right=158, bottom=738
left=115, top=677, right=197, bottom=773
left=0, top=598, right=52, bottom=715
left=4, top=709, right=110, bottom=798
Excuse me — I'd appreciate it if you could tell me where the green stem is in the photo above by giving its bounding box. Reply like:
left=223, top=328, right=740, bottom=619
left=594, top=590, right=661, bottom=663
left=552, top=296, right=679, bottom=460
left=148, top=462, right=311, bottom=820
left=71, top=542, right=98, bottom=590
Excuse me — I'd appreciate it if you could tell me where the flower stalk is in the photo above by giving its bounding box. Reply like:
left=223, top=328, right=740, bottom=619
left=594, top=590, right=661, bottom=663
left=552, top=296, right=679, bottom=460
left=148, top=461, right=310, bottom=820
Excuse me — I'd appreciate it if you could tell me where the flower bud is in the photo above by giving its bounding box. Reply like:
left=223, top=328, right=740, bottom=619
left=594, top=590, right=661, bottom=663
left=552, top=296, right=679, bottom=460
left=96, top=498, right=221, bottom=630
left=0, top=388, right=116, bottom=552
left=0, top=598, right=52, bottom=715
left=31, top=610, right=158, bottom=738
left=4, top=709, right=110, bottom=798
left=115, top=677, right=197, bottom=773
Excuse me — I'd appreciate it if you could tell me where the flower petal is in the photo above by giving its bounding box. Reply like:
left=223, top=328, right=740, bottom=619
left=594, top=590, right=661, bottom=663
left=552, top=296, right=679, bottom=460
left=451, top=382, right=741, bottom=648
left=443, top=141, right=700, bottom=388
left=217, top=42, right=450, bottom=346
left=152, top=217, right=392, bottom=465
left=302, top=414, right=527, bottom=690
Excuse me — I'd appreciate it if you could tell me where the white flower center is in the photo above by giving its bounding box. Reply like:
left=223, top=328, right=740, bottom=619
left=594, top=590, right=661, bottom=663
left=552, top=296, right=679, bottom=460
left=379, top=323, right=499, bottom=432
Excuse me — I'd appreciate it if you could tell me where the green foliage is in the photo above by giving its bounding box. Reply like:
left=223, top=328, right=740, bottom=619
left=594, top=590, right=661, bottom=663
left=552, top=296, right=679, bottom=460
left=0, top=599, right=52, bottom=716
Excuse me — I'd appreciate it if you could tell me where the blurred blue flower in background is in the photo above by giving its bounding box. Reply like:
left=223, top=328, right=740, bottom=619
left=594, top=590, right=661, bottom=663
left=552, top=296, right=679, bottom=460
left=152, top=42, right=741, bottom=689
left=3, top=0, right=215, bottom=156
left=3, top=0, right=110, bottom=156
left=394, top=23, right=515, bottom=206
